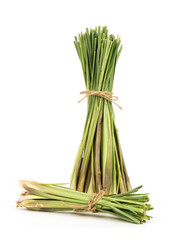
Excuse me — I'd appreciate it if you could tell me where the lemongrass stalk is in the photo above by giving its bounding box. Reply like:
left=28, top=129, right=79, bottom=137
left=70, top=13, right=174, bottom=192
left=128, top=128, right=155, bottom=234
left=70, top=26, right=131, bottom=194
left=17, top=180, right=152, bottom=224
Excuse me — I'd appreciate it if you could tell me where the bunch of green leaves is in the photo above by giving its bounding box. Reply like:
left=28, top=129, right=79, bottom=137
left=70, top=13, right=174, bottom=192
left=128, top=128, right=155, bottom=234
left=71, top=26, right=131, bottom=194
left=17, top=180, right=152, bottom=224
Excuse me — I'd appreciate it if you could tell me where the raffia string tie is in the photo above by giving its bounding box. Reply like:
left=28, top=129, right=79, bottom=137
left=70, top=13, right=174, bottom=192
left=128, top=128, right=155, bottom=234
left=60, top=190, right=105, bottom=213
left=78, top=91, right=122, bottom=110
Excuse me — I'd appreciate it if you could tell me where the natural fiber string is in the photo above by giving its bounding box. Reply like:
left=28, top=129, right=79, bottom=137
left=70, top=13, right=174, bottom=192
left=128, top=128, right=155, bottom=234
left=60, top=190, right=105, bottom=213
left=78, top=91, right=122, bottom=110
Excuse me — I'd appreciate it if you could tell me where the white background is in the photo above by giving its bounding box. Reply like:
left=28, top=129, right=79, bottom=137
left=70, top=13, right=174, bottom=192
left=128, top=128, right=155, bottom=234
left=0, top=0, right=185, bottom=239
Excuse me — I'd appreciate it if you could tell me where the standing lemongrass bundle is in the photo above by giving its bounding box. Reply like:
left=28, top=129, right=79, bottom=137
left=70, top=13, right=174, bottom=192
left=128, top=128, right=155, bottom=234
left=70, top=26, right=131, bottom=194
left=17, top=180, right=152, bottom=224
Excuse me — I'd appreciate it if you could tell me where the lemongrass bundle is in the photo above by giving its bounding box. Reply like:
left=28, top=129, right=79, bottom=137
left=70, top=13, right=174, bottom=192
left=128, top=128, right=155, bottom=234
left=70, top=26, right=131, bottom=194
left=17, top=180, right=152, bottom=224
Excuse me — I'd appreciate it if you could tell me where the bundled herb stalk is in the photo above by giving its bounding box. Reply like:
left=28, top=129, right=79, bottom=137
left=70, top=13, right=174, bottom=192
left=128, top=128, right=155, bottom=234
left=16, top=27, right=152, bottom=224
left=70, top=26, right=131, bottom=194
left=17, top=180, right=152, bottom=224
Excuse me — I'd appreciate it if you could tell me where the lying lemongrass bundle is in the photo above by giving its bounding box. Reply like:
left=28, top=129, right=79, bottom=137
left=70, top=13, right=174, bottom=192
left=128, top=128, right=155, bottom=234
left=70, top=26, right=131, bottom=194
left=17, top=180, right=152, bottom=224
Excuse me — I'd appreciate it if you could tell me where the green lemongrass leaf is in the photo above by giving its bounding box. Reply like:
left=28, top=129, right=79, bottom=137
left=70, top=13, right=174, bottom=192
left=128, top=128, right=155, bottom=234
left=41, top=183, right=69, bottom=186
left=110, top=185, right=143, bottom=198
left=111, top=207, right=141, bottom=224
left=109, top=197, right=146, bottom=206
left=98, top=208, right=139, bottom=224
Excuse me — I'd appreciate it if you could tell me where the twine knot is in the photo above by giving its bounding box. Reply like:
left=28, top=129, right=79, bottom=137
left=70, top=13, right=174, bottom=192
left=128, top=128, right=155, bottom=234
left=60, top=190, right=105, bottom=213
left=78, top=91, right=122, bottom=110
